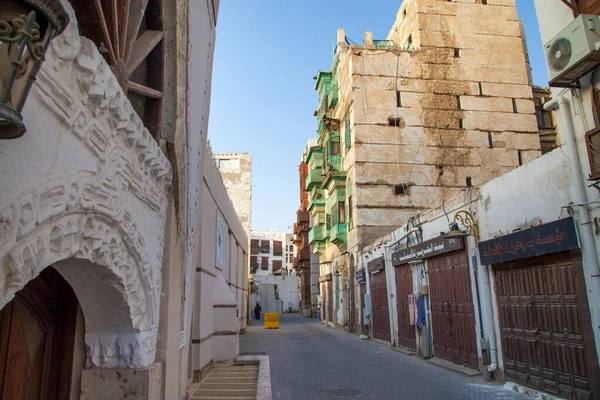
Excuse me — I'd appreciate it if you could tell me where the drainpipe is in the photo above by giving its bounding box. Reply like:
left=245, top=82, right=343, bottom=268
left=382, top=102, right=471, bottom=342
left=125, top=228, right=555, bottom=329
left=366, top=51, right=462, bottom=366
left=475, top=253, right=498, bottom=373
left=545, top=96, right=600, bottom=353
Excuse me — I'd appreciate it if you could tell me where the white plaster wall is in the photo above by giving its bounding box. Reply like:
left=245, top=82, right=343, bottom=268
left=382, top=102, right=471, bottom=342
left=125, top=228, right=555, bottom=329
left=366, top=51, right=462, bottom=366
left=0, top=1, right=171, bottom=370
left=192, top=142, right=248, bottom=374
left=252, top=274, right=301, bottom=312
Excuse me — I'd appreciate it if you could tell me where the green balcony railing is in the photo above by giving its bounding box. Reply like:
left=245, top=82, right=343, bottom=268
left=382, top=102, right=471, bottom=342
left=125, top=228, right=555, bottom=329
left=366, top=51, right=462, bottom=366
left=330, top=155, right=342, bottom=172
left=309, top=225, right=328, bottom=244
left=308, top=198, right=325, bottom=212
left=330, top=223, right=347, bottom=250
left=306, top=169, right=323, bottom=190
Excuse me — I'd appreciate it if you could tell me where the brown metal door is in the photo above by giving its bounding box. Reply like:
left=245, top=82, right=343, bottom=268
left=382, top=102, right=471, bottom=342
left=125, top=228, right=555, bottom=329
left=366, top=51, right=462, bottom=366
left=327, top=281, right=333, bottom=323
left=429, top=251, right=478, bottom=369
left=349, top=260, right=356, bottom=334
left=360, top=284, right=369, bottom=336
left=0, top=267, right=78, bottom=400
left=496, top=252, right=600, bottom=399
left=395, top=265, right=416, bottom=350
left=370, top=271, right=391, bottom=342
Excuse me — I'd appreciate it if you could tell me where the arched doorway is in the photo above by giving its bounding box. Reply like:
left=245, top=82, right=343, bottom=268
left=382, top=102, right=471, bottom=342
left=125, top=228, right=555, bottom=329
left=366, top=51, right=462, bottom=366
left=0, top=267, right=80, bottom=400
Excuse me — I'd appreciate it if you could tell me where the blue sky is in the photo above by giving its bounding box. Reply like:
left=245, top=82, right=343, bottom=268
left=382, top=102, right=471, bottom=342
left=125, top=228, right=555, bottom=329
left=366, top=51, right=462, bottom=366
left=207, top=0, right=549, bottom=232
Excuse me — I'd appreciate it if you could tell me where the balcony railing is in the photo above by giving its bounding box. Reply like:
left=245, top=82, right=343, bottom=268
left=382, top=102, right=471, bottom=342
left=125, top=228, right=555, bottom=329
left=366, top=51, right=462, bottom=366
left=306, top=169, right=323, bottom=190
left=297, top=210, right=310, bottom=224
left=309, top=225, right=328, bottom=244
left=330, top=223, right=347, bottom=250
left=308, top=198, right=325, bottom=212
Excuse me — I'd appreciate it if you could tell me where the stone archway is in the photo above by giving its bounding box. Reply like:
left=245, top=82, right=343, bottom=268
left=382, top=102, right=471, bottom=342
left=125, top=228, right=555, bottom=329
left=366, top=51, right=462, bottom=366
left=0, top=205, right=160, bottom=368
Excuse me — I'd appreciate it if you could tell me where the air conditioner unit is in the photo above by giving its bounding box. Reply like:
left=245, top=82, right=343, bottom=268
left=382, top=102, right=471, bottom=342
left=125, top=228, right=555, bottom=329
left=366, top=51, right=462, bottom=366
left=545, top=14, right=600, bottom=87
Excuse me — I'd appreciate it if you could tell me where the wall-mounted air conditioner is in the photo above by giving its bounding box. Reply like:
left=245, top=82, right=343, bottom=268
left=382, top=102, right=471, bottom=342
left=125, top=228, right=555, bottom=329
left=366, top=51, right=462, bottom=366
left=545, top=14, right=600, bottom=87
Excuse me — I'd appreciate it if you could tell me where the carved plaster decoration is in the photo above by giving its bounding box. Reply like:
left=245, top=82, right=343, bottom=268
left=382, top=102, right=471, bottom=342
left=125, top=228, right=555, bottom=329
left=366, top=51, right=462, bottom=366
left=0, top=1, right=170, bottom=369
left=0, top=174, right=163, bottom=367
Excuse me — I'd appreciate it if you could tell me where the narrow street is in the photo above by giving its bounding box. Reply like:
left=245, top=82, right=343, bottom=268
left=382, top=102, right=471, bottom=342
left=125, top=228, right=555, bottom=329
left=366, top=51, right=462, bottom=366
left=241, top=315, right=529, bottom=400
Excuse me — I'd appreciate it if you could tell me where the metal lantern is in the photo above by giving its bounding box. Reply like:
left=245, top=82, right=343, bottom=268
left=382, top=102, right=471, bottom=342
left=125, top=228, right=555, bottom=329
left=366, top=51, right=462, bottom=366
left=0, top=0, right=69, bottom=139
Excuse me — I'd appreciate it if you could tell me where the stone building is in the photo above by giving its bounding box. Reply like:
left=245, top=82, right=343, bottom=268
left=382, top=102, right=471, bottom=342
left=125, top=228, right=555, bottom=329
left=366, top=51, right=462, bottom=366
left=214, top=153, right=253, bottom=237
left=0, top=0, right=249, bottom=398
left=306, top=0, right=548, bottom=331
left=293, top=139, right=321, bottom=317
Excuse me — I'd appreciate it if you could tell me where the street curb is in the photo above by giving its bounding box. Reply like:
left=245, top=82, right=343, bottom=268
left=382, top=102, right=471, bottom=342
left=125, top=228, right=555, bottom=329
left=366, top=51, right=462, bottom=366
left=237, top=354, right=272, bottom=400
left=426, top=357, right=482, bottom=377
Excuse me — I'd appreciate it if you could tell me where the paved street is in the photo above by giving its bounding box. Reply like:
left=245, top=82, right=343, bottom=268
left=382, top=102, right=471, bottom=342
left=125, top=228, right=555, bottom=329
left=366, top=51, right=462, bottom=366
left=241, top=314, right=529, bottom=400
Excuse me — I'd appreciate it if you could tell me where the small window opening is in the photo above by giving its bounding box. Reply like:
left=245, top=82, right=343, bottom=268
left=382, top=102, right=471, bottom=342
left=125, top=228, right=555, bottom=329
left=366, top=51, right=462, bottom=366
left=403, top=8, right=407, bottom=16
left=466, top=177, right=472, bottom=187
left=396, top=91, right=402, bottom=107
left=457, top=96, right=461, bottom=110
left=459, top=118, right=464, bottom=129
left=406, top=34, right=413, bottom=50
left=389, top=117, right=402, bottom=127
left=518, top=150, right=523, bottom=166
left=478, top=82, right=483, bottom=96
left=394, top=184, right=407, bottom=195
left=482, top=0, right=487, bottom=4
left=454, top=48, right=460, bottom=58
left=512, top=98, right=518, bottom=113
left=488, top=132, right=493, bottom=148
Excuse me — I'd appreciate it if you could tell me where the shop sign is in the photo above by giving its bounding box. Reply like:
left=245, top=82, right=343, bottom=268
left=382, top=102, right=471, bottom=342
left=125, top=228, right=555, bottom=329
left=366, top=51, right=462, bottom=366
left=391, top=236, right=464, bottom=266
left=356, top=269, right=366, bottom=283
left=367, top=257, right=385, bottom=274
left=479, top=217, right=579, bottom=265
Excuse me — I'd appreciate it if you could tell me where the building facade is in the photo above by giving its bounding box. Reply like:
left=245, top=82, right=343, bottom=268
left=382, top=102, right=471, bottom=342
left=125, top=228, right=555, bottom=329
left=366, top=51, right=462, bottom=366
left=294, top=139, right=321, bottom=317
left=306, top=0, right=548, bottom=332
left=214, top=153, right=253, bottom=237
left=250, top=231, right=300, bottom=313
left=0, top=0, right=249, bottom=398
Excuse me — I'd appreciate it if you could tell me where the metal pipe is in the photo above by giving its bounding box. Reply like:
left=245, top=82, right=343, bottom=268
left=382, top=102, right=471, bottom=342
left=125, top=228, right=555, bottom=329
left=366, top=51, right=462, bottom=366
left=545, top=95, right=600, bottom=358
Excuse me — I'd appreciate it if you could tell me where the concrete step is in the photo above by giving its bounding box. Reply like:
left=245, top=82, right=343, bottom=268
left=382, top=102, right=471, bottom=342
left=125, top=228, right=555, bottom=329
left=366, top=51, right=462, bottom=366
left=200, top=383, right=257, bottom=390
left=192, top=388, right=256, bottom=398
left=204, top=378, right=258, bottom=384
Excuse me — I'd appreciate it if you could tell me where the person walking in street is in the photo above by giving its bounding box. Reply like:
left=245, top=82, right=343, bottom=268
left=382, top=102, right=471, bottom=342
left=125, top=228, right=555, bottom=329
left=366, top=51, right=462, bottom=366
left=254, top=303, right=262, bottom=321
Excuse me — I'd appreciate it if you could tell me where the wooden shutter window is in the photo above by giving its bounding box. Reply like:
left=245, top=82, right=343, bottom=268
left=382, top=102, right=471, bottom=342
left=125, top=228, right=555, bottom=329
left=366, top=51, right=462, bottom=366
left=261, top=257, right=269, bottom=270
left=250, top=256, right=258, bottom=268
left=260, top=240, right=270, bottom=253
left=273, top=260, right=282, bottom=272
left=273, top=241, right=283, bottom=256
left=251, top=239, right=260, bottom=254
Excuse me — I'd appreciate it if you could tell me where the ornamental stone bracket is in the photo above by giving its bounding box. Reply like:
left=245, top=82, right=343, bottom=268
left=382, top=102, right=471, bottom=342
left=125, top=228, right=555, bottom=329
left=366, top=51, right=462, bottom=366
left=0, top=1, right=171, bottom=369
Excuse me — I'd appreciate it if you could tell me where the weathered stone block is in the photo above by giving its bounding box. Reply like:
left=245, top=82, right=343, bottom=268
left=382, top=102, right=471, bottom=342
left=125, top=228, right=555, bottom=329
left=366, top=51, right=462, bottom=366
left=481, top=82, right=533, bottom=99
left=463, top=110, right=538, bottom=132
left=459, top=96, right=514, bottom=113
left=515, top=98, right=535, bottom=114
left=519, top=149, right=542, bottom=165
left=478, top=148, right=520, bottom=167
left=355, top=162, right=439, bottom=186
left=491, top=131, right=541, bottom=150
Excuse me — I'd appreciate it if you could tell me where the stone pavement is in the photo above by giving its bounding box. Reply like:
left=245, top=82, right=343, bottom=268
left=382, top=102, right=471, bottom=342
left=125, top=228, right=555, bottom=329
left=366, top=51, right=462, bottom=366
left=240, top=314, right=530, bottom=400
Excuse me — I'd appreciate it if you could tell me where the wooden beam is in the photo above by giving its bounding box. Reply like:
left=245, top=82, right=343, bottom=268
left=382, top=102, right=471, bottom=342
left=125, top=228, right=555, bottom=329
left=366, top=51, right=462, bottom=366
left=124, top=0, right=150, bottom=63
left=128, top=81, right=163, bottom=99
left=127, top=30, right=163, bottom=76
left=93, top=0, right=117, bottom=64
left=120, top=0, right=131, bottom=60
left=111, top=0, right=120, bottom=58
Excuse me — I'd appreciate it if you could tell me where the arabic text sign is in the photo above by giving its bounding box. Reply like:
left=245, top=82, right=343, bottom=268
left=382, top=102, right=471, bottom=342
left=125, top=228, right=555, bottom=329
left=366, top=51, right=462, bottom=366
left=479, top=218, right=579, bottom=265
left=391, top=236, right=464, bottom=266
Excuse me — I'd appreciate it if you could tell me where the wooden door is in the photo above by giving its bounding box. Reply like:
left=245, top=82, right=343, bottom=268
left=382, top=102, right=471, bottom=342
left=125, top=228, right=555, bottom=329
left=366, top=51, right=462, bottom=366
left=360, top=284, right=369, bottom=336
left=429, top=251, right=478, bottom=369
left=395, top=265, right=416, bottom=350
left=496, top=251, right=600, bottom=399
left=370, top=271, right=391, bottom=342
left=0, top=267, right=78, bottom=400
